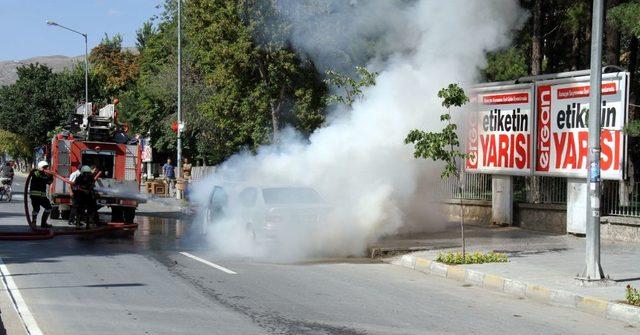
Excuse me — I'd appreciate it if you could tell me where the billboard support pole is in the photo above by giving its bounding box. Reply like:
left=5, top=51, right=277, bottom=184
left=581, top=0, right=606, bottom=281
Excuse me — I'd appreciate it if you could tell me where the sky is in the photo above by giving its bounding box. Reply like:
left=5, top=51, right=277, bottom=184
left=0, top=0, right=164, bottom=61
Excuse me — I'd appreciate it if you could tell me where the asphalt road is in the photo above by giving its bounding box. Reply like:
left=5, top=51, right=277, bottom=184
left=0, top=176, right=636, bottom=334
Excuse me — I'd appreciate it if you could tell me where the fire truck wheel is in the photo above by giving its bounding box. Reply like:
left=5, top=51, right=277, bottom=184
left=51, top=207, right=60, bottom=220
left=123, top=208, right=135, bottom=224
left=60, top=210, right=70, bottom=220
left=111, top=207, right=124, bottom=222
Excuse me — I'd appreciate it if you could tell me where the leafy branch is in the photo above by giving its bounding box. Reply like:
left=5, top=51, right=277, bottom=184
left=324, top=66, right=377, bottom=107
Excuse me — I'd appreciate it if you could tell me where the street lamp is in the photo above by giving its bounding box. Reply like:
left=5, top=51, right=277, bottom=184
left=46, top=20, right=89, bottom=115
left=176, top=0, right=183, bottom=180
left=581, top=0, right=606, bottom=282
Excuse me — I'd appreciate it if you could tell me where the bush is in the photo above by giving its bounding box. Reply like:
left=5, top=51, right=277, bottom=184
left=435, top=251, right=508, bottom=265
left=626, top=285, right=640, bottom=306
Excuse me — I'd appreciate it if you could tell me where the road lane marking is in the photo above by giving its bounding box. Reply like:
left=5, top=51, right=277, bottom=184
left=0, top=256, right=44, bottom=335
left=179, top=252, right=237, bottom=275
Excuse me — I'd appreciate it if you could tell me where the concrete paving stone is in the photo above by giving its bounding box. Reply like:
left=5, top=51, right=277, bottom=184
left=549, top=290, right=578, bottom=308
left=414, top=258, right=431, bottom=273
left=446, top=265, right=466, bottom=282
left=525, top=284, right=552, bottom=302
left=465, top=269, right=484, bottom=287
left=576, top=296, right=609, bottom=317
left=606, top=302, right=640, bottom=325
left=430, top=261, right=448, bottom=277
left=483, top=274, right=505, bottom=292
left=503, top=279, right=527, bottom=297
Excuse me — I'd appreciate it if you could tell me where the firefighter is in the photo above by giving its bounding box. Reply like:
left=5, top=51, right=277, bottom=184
left=30, top=161, right=54, bottom=228
left=70, top=165, right=97, bottom=227
left=67, top=163, right=82, bottom=225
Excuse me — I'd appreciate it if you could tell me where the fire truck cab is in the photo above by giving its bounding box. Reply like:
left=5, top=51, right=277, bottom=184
left=49, top=101, right=145, bottom=223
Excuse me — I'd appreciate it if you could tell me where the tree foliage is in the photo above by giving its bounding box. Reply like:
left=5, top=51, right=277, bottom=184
left=0, top=64, right=68, bottom=148
left=325, top=66, right=377, bottom=107
left=0, top=130, right=31, bottom=160
left=89, top=34, right=139, bottom=99
left=404, top=84, right=470, bottom=179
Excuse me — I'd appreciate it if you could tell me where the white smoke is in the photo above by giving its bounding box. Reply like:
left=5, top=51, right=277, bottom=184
left=193, top=0, right=526, bottom=261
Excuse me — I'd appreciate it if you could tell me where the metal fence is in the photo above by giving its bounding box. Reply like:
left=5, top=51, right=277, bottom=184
left=603, top=181, right=640, bottom=218
left=441, top=174, right=568, bottom=204
left=441, top=172, right=640, bottom=218
left=441, top=173, right=492, bottom=201
left=191, top=166, right=216, bottom=181
left=513, top=176, right=567, bottom=204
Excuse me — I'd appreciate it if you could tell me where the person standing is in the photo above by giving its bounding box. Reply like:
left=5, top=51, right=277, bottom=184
left=30, top=161, right=54, bottom=228
left=67, top=164, right=82, bottom=225
left=182, top=157, right=192, bottom=180
left=163, top=158, right=176, bottom=196
left=71, top=166, right=97, bottom=227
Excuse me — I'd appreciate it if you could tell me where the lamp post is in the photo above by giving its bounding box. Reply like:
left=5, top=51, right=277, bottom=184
left=176, top=0, right=183, bottom=180
left=581, top=0, right=606, bottom=281
left=46, top=20, right=89, bottom=115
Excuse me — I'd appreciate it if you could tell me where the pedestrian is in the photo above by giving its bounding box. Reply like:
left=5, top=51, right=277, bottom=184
left=30, top=161, right=54, bottom=228
left=182, top=157, right=192, bottom=180
left=163, top=158, right=176, bottom=196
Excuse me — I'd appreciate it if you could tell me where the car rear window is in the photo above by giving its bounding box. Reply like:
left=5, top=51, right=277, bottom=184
left=262, top=187, right=323, bottom=205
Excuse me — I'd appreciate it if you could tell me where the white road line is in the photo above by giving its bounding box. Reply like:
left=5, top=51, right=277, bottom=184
left=179, top=252, right=237, bottom=275
left=0, top=256, right=44, bottom=335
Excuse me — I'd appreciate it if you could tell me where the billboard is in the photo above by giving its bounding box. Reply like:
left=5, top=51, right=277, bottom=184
left=534, top=72, right=628, bottom=180
left=466, top=84, right=534, bottom=175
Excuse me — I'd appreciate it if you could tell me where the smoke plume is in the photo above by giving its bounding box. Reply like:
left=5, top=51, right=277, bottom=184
left=193, top=0, right=526, bottom=261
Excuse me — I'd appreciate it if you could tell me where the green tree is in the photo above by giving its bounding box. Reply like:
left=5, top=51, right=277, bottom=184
left=482, top=47, right=528, bottom=82
left=405, top=84, right=470, bottom=259
left=136, top=21, right=156, bottom=51
left=0, top=130, right=31, bottom=161
left=89, top=34, right=140, bottom=99
left=324, top=66, right=377, bottom=107
left=0, top=64, right=67, bottom=148
left=184, top=0, right=327, bottom=157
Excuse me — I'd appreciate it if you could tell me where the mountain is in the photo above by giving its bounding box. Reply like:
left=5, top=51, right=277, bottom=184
left=0, top=48, right=137, bottom=86
left=0, top=55, right=84, bottom=86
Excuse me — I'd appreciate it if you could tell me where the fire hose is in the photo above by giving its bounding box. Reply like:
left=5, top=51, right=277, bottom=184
left=0, top=169, right=137, bottom=240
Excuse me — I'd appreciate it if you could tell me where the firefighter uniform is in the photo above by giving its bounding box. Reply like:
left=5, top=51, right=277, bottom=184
left=71, top=168, right=97, bottom=226
left=30, top=168, right=54, bottom=228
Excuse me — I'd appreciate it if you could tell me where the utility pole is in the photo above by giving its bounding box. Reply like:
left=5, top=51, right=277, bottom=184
left=582, top=0, right=606, bottom=281
left=176, top=0, right=183, bottom=179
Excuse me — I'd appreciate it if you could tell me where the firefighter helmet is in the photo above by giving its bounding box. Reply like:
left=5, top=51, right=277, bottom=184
left=37, top=161, right=49, bottom=169
left=81, top=165, right=92, bottom=173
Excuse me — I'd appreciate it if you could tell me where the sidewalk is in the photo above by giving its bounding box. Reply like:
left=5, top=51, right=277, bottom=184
left=377, top=225, right=640, bottom=325
left=137, top=195, right=192, bottom=219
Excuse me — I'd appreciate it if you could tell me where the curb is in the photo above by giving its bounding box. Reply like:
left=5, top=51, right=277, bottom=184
left=392, top=254, right=640, bottom=326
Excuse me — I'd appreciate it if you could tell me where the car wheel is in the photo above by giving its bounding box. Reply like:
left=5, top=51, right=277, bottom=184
left=51, top=207, right=60, bottom=220
left=111, top=207, right=124, bottom=222
left=123, top=208, right=136, bottom=224
left=246, top=222, right=256, bottom=241
left=202, top=206, right=213, bottom=235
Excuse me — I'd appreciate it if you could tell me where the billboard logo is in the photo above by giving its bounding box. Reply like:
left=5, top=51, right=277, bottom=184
left=536, top=86, right=552, bottom=172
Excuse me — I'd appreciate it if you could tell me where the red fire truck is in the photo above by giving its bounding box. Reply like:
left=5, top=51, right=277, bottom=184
left=49, top=101, right=145, bottom=223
